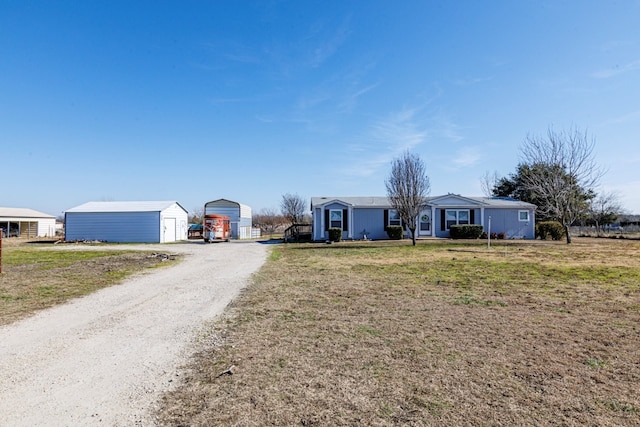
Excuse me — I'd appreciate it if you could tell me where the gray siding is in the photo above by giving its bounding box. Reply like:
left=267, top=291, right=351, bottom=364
left=352, top=208, right=387, bottom=240
left=433, top=207, right=535, bottom=239
left=433, top=207, right=480, bottom=238
left=313, top=207, right=323, bottom=240
left=324, top=202, right=348, bottom=240
left=484, top=208, right=534, bottom=239
left=434, top=208, right=447, bottom=238
left=204, top=200, right=252, bottom=239
left=65, top=212, right=160, bottom=243
left=313, top=205, right=389, bottom=241
left=311, top=195, right=536, bottom=241
left=205, top=203, right=240, bottom=238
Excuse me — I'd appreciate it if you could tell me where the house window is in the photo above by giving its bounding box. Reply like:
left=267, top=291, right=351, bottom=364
left=445, top=209, right=470, bottom=229
left=329, top=209, right=343, bottom=228
left=519, top=210, right=530, bottom=222
left=388, top=209, right=401, bottom=227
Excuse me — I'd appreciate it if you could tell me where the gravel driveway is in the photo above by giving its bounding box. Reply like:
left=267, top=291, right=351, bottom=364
left=0, top=241, right=269, bottom=426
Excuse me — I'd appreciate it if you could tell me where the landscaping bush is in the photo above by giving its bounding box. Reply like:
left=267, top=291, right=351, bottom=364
left=536, top=221, right=566, bottom=241
left=386, top=225, right=404, bottom=240
left=450, top=224, right=484, bottom=239
left=328, top=227, right=342, bottom=242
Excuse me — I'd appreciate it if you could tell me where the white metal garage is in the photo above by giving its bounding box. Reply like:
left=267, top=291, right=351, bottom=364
left=65, top=201, right=188, bottom=243
left=0, top=207, right=57, bottom=238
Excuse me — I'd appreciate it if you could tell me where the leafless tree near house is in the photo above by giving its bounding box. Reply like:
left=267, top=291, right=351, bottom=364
left=385, top=151, right=431, bottom=246
left=253, top=208, right=287, bottom=237
left=588, top=191, right=625, bottom=235
left=280, top=193, right=307, bottom=225
left=480, top=170, right=500, bottom=197
left=519, top=126, right=604, bottom=244
left=189, top=207, right=204, bottom=224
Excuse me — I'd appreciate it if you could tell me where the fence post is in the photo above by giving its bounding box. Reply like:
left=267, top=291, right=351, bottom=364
left=0, top=231, right=3, bottom=274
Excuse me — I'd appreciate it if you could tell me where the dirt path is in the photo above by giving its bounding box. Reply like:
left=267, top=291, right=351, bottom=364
left=0, top=241, right=269, bottom=426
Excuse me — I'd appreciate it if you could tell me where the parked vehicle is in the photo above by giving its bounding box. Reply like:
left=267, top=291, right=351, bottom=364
left=203, top=214, right=231, bottom=242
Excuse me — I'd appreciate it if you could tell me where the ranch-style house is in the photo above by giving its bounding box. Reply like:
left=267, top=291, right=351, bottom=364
left=311, top=194, right=536, bottom=241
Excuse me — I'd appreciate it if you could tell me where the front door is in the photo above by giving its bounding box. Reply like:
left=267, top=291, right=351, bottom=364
left=418, top=211, right=432, bottom=236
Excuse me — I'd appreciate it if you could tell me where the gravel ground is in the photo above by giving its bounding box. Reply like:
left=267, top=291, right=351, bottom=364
left=0, top=240, right=269, bottom=426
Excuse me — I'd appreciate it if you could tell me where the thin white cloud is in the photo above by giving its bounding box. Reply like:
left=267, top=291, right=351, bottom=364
left=338, top=82, right=379, bottom=113
left=255, top=115, right=274, bottom=123
left=451, top=76, right=493, bottom=86
left=452, top=146, right=482, bottom=167
left=601, top=110, right=640, bottom=125
left=342, top=107, right=428, bottom=178
left=296, top=92, right=332, bottom=111
left=372, top=107, right=428, bottom=152
left=207, top=97, right=254, bottom=104
left=188, top=62, right=224, bottom=72
left=307, top=17, right=351, bottom=68
left=432, top=114, right=464, bottom=143
left=592, top=59, right=640, bottom=78
left=223, top=53, right=262, bottom=64
left=595, top=39, right=636, bottom=52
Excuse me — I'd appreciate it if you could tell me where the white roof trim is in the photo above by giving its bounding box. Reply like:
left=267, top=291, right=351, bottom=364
left=65, top=201, right=188, bottom=214
left=0, top=207, right=55, bottom=219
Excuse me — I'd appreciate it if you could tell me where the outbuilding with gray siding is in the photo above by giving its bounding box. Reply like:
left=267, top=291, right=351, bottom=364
left=65, top=201, right=188, bottom=243
left=204, top=199, right=253, bottom=239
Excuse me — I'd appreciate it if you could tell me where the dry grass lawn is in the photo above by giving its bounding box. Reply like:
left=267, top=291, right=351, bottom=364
left=157, top=238, right=640, bottom=426
left=0, top=238, right=178, bottom=325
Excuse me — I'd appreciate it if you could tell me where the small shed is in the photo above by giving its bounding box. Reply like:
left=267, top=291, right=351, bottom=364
left=65, top=201, right=188, bottom=243
left=204, top=199, right=252, bottom=239
left=0, top=207, right=57, bottom=238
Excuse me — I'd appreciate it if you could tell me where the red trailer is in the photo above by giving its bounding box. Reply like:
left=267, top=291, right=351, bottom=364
left=203, top=214, right=231, bottom=242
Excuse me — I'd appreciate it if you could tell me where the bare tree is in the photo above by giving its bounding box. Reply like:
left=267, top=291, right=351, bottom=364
left=189, top=206, right=204, bottom=224
left=520, top=126, right=604, bottom=243
left=588, top=191, right=624, bottom=235
left=253, top=208, right=286, bottom=237
left=385, top=151, right=431, bottom=246
left=480, top=170, right=500, bottom=197
left=280, top=193, right=307, bottom=224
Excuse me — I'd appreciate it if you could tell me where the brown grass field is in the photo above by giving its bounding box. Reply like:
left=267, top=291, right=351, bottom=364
left=0, top=238, right=178, bottom=325
left=157, top=238, right=640, bottom=426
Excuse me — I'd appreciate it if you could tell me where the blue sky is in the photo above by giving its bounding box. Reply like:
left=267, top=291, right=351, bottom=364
left=2, top=1, right=639, bottom=217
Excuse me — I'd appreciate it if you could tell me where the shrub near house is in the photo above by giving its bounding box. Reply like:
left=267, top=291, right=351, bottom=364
left=386, top=225, right=404, bottom=240
left=536, top=221, right=566, bottom=241
left=450, top=224, right=483, bottom=239
left=328, top=227, right=342, bottom=242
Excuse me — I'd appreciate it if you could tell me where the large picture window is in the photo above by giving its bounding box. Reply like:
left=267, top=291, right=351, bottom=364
left=445, top=209, right=470, bottom=229
left=388, top=209, right=401, bottom=227
left=330, top=209, right=343, bottom=228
